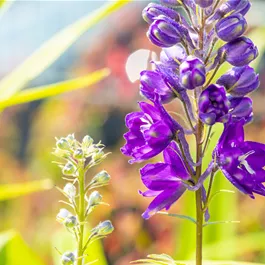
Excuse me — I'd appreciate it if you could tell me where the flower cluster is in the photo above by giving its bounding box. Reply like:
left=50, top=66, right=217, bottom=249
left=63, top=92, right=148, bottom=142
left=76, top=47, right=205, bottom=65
left=53, top=134, right=113, bottom=265
left=121, top=0, right=265, bottom=220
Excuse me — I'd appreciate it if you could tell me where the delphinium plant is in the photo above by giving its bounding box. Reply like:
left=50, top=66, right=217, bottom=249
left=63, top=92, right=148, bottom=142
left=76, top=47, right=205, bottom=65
left=53, top=134, right=114, bottom=265
left=121, top=0, right=263, bottom=264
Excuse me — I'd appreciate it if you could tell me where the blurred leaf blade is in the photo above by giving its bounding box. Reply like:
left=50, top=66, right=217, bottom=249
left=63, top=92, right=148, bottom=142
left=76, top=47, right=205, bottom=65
left=0, top=179, right=53, bottom=201
left=0, top=68, right=110, bottom=108
left=0, top=230, right=45, bottom=265
left=0, top=0, right=132, bottom=100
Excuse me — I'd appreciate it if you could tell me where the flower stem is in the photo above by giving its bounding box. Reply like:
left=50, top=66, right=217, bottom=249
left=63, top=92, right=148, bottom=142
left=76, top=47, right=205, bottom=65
left=195, top=119, right=204, bottom=265
left=77, top=166, right=85, bottom=265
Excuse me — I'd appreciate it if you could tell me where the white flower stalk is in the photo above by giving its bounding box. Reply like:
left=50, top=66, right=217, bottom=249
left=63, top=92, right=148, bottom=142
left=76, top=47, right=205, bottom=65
left=53, top=134, right=114, bottom=265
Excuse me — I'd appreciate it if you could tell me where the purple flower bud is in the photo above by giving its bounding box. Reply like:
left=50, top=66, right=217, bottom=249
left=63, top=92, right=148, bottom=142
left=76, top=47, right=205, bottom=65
left=194, top=0, right=213, bottom=8
left=209, top=0, right=251, bottom=23
left=199, top=84, right=230, bottom=125
left=217, top=66, right=259, bottom=97
left=147, top=15, right=187, bottom=48
left=142, top=3, right=180, bottom=25
left=140, top=70, right=176, bottom=104
left=222, top=37, right=258, bottom=67
left=179, top=56, right=206, bottom=90
left=160, top=45, right=187, bottom=70
left=160, top=0, right=195, bottom=9
left=229, top=96, right=253, bottom=124
left=215, top=14, right=247, bottom=42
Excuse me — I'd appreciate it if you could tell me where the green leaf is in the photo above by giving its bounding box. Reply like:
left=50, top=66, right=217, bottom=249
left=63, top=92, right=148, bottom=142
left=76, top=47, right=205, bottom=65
left=0, top=179, right=53, bottom=201
left=0, top=230, right=45, bottom=265
left=0, top=0, right=132, bottom=101
left=0, top=68, right=110, bottom=109
left=158, top=211, right=197, bottom=225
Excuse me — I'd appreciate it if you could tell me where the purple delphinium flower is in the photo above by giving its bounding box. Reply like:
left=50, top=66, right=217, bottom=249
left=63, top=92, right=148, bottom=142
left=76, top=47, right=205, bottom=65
left=215, top=14, right=247, bottom=42
left=221, top=37, right=258, bottom=67
left=217, top=66, right=259, bottom=97
left=121, top=96, right=179, bottom=164
left=140, top=142, right=191, bottom=219
left=199, top=84, right=230, bottom=125
left=160, top=45, right=187, bottom=70
left=179, top=56, right=206, bottom=90
left=142, top=3, right=181, bottom=25
left=215, top=120, right=265, bottom=199
left=229, top=96, right=253, bottom=124
left=194, top=0, right=213, bottom=8
left=147, top=15, right=184, bottom=48
left=140, top=70, right=176, bottom=104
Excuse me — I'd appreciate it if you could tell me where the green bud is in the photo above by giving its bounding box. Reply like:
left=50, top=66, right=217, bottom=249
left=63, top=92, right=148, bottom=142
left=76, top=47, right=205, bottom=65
left=61, top=252, right=76, bottom=265
left=66, top=134, right=75, bottom=145
left=86, top=191, right=102, bottom=207
left=63, top=183, right=76, bottom=199
left=93, top=220, right=114, bottom=236
left=92, top=150, right=105, bottom=164
left=62, top=162, right=76, bottom=176
left=56, top=138, right=70, bottom=150
left=91, top=170, right=110, bottom=186
left=64, top=215, right=78, bottom=228
left=82, top=135, right=93, bottom=148
left=73, top=148, right=83, bottom=160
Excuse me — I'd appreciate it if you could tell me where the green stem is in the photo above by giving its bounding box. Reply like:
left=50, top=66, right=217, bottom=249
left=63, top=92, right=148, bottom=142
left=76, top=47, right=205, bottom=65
left=77, top=166, right=86, bottom=265
left=195, top=119, right=204, bottom=265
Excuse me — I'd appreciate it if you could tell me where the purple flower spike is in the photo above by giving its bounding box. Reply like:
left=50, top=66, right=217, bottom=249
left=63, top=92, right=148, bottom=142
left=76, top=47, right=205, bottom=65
left=140, top=70, right=176, bottom=104
left=215, top=14, right=247, bottom=42
left=147, top=15, right=188, bottom=48
left=217, top=66, right=259, bottom=97
left=179, top=56, right=206, bottom=90
left=222, top=37, right=258, bottom=67
left=215, top=120, right=265, bottom=198
left=229, top=96, right=253, bottom=124
left=142, top=3, right=181, bottom=25
left=140, top=142, right=191, bottom=219
left=199, top=84, right=230, bottom=125
left=195, top=0, right=213, bottom=8
left=121, top=96, right=179, bottom=164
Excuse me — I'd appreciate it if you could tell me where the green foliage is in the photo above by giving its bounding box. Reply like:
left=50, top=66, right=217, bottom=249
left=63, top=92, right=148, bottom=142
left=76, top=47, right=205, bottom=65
left=0, top=230, right=45, bottom=265
left=0, top=0, right=132, bottom=102
left=0, top=179, right=53, bottom=201
left=0, top=68, right=110, bottom=109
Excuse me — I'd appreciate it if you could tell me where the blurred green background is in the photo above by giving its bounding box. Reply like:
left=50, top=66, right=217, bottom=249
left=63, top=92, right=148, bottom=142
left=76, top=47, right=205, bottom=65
left=1, top=1, right=265, bottom=265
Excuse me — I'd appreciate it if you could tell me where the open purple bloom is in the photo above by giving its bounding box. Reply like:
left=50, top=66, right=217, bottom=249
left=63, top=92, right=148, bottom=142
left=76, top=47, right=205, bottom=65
left=215, top=120, right=265, bottom=198
left=199, top=84, right=230, bottom=125
left=140, top=70, right=176, bottom=104
left=121, top=96, right=179, bottom=164
left=217, top=66, right=259, bottom=97
left=140, top=142, right=191, bottom=219
left=215, top=14, right=247, bottom=42
left=179, top=56, right=206, bottom=90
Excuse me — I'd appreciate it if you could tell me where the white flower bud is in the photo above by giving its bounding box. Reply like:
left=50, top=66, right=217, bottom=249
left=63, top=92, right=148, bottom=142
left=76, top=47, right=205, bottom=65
left=91, top=170, right=110, bottom=186
left=56, top=138, right=70, bottom=150
left=62, top=162, right=76, bottom=176
left=92, top=150, right=105, bottom=164
left=82, top=135, right=93, bottom=148
left=92, top=220, right=114, bottom=236
left=64, top=215, right=78, bottom=228
left=56, top=208, right=71, bottom=223
left=86, top=191, right=102, bottom=208
left=73, top=148, right=83, bottom=160
left=66, top=134, right=75, bottom=145
left=63, top=183, right=76, bottom=199
left=61, top=252, right=76, bottom=265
